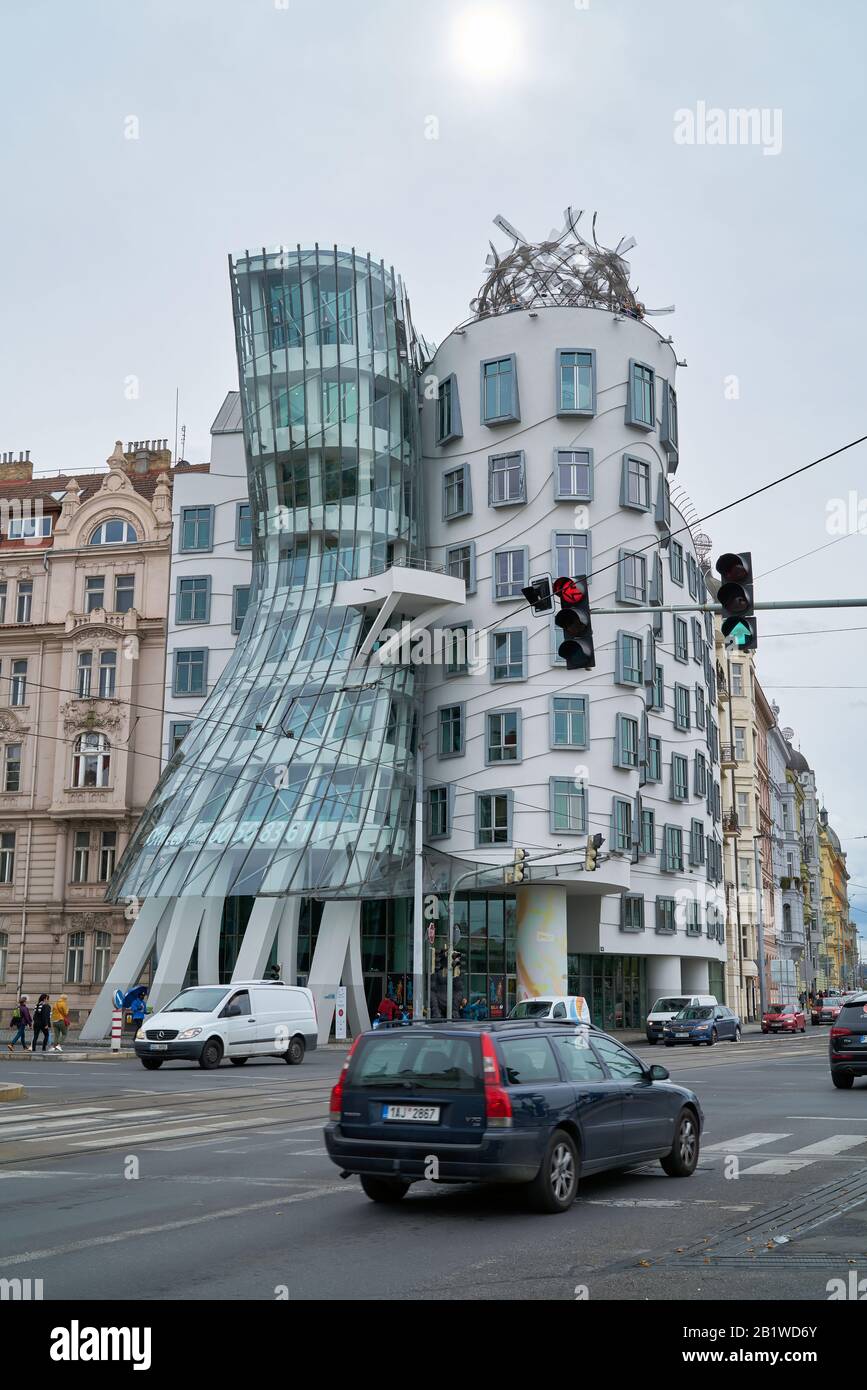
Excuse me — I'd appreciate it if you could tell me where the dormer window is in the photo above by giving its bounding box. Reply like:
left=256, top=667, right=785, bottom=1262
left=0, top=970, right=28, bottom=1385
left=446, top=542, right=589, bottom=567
left=89, top=519, right=138, bottom=546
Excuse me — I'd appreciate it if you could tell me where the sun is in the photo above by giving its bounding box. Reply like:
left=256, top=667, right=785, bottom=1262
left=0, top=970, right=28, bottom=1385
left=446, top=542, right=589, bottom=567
left=451, top=5, right=523, bottom=81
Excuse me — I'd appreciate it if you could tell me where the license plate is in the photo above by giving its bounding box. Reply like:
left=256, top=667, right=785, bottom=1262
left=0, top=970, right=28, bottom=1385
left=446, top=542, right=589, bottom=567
left=859, top=1036, right=867, bottom=1045
left=382, top=1104, right=440, bottom=1123
left=676, top=1032, right=688, bottom=1038
left=150, top=1043, right=168, bottom=1051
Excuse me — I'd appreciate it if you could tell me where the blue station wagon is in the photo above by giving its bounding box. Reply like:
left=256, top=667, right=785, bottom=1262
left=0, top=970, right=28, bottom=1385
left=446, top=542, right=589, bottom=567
left=325, top=1021, right=704, bottom=1213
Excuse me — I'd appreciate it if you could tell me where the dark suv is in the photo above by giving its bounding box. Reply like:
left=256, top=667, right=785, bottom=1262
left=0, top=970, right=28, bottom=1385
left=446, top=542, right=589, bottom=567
left=829, top=992, right=867, bottom=1088
left=325, top=1021, right=703, bottom=1213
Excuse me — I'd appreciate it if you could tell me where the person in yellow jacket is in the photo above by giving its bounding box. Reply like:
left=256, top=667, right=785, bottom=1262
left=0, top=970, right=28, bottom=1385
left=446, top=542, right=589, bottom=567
left=51, top=995, right=70, bottom=1051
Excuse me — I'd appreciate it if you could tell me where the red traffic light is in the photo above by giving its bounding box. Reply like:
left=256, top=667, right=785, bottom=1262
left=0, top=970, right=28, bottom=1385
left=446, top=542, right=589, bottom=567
left=552, top=577, right=586, bottom=605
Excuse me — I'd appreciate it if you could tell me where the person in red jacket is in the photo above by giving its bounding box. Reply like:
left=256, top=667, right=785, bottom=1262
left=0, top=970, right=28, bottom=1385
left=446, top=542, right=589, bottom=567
left=377, top=993, right=399, bottom=1023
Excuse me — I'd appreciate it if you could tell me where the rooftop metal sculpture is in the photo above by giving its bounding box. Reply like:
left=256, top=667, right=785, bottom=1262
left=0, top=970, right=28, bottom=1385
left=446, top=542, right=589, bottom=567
left=470, top=207, right=674, bottom=321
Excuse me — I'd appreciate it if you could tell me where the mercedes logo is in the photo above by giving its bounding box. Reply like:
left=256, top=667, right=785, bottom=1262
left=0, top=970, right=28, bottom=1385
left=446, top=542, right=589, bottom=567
left=158, top=1031, right=165, bottom=1039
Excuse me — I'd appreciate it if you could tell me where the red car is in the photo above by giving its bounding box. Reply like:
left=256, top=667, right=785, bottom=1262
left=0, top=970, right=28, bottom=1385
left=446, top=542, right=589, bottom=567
left=762, top=1003, right=806, bottom=1034
left=811, top=998, right=842, bottom=1026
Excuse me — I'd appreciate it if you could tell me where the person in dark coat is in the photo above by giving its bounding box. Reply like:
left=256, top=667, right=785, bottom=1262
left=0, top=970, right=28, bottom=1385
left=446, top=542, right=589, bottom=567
left=32, top=994, right=52, bottom=1052
left=7, top=995, right=32, bottom=1051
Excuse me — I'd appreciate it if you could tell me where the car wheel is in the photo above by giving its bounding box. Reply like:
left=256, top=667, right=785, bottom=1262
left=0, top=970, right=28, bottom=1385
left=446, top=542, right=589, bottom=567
left=661, top=1109, right=700, bottom=1177
left=732, top=1026, right=741, bottom=1043
left=832, top=1072, right=854, bottom=1090
left=284, top=1036, right=305, bottom=1065
left=707, top=1029, right=718, bottom=1047
left=647, top=1037, right=657, bottom=1045
left=230, top=1057, right=249, bottom=1066
left=198, top=1038, right=224, bottom=1070
left=528, top=1129, right=579, bottom=1214
left=664, top=1041, right=674, bottom=1048
left=360, top=1175, right=411, bottom=1204
left=140, top=1058, right=163, bottom=1070
left=761, top=1027, right=768, bottom=1034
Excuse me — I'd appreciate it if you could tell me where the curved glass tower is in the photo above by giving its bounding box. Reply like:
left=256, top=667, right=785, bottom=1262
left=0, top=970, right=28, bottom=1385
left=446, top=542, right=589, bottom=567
left=111, top=246, right=425, bottom=901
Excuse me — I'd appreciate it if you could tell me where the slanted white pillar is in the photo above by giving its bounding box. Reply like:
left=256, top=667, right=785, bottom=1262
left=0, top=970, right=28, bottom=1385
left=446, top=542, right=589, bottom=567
left=196, top=898, right=225, bottom=983
left=307, top=900, right=370, bottom=1043
left=148, top=900, right=208, bottom=1015
left=275, top=896, right=301, bottom=982
left=79, top=897, right=175, bottom=1041
left=231, top=897, right=299, bottom=982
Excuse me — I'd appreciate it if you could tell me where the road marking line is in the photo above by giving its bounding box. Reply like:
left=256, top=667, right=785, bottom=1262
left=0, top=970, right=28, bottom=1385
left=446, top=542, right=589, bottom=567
left=0, top=1105, right=110, bottom=1125
left=67, top=1112, right=317, bottom=1149
left=703, top=1132, right=790, bottom=1153
left=791, top=1134, right=867, bottom=1156
left=787, top=1115, right=867, bottom=1122
left=741, top=1157, right=816, bottom=1175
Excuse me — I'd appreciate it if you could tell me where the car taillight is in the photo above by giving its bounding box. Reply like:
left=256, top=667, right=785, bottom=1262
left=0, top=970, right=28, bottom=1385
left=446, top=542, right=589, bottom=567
left=830, top=1027, right=852, bottom=1039
left=329, top=1035, right=361, bottom=1119
left=480, top=1032, right=512, bottom=1128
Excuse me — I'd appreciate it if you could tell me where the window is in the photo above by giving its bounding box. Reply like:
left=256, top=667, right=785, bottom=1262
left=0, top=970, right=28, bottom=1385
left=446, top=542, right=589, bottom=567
left=694, top=751, right=707, bottom=797
left=10, top=660, right=27, bottom=707
left=3, top=743, right=20, bottom=793
left=73, top=829, right=90, bottom=883
left=674, top=616, right=689, bottom=662
left=674, top=684, right=690, bottom=731
left=427, top=785, right=450, bottom=840
left=738, top=856, right=751, bottom=890
left=476, top=791, right=512, bottom=846
left=114, top=574, right=135, bottom=613
left=649, top=664, right=664, bottom=711
left=617, top=550, right=647, bottom=604
left=730, top=663, right=744, bottom=696
left=438, top=704, right=464, bottom=758
left=85, top=576, right=105, bottom=612
left=236, top=503, right=253, bottom=549
left=0, top=930, right=6, bottom=984
left=656, top=897, right=676, bottom=934
left=445, top=542, right=476, bottom=594
left=500, top=1035, right=559, bottom=1085
left=552, top=1033, right=606, bottom=1081
left=492, top=547, right=527, bottom=600
left=734, top=725, right=747, bottom=761
left=444, top=625, right=470, bottom=677
left=93, top=929, right=112, bottom=985
left=616, top=631, right=643, bottom=685
left=669, top=539, right=684, bottom=585
left=647, top=736, right=662, bottom=783
left=550, top=778, right=586, bottom=834
left=174, top=649, right=208, bottom=697
left=486, top=710, right=520, bottom=764
left=554, top=449, right=593, bottom=502
left=232, top=586, right=251, bottom=634
left=621, top=893, right=645, bottom=933
left=551, top=695, right=588, bottom=749
left=695, top=685, right=706, bottom=730
left=557, top=349, right=595, bottom=415
left=481, top=356, right=519, bottom=424
left=687, top=554, right=698, bottom=600
left=98, top=829, right=117, bottom=881
left=72, top=732, right=111, bottom=788
left=89, top=519, right=138, bottom=546
left=65, top=931, right=85, bottom=983
left=690, top=819, right=706, bottom=865
left=661, top=381, right=679, bottom=463
left=180, top=506, right=213, bottom=552
left=443, top=465, right=472, bottom=520
left=612, top=796, right=633, bottom=853
left=322, top=379, right=357, bottom=425
left=662, top=824, right=684, bottom=872
left=615, top=714, right=640, bottom=769
left=490, top=629, right=525, bottom=682
left=671, top=753, right=689, bottom=801
left=640, top=806, right=655, bottom=856
left=783, top=902, right=792, bottom=938
left=621, top=455, right=651, bottom=510
left=8, top=513, right=52, bottom=540
left=96, top=650, right=116, bottom=699
left=436, top=374, right=462, bottom=444
left=488, top=452, right=526, bottom=506
left=593, top=1035, right=645, bottom=1081
left=0, top=583, right=6, bottom=622
left=169, top=721, right=191, bottom=756
left=77, top=650, right=93, bottom=698
left=15, top=581, right=32, bottom=624
left=685, top=900, right=702, bottom=937
left=736, top=791, right=750, bottom=828
left=691, top=618, right=703, bottom=664
left=626, top=359, right=655, bottom=428
left=0, top=831, right=14, bottom=883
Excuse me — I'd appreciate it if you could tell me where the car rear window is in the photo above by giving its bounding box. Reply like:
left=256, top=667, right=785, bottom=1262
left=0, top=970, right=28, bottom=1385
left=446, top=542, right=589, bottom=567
left=838, top=1001, right=867, bottom=1026
left=350, top=1034, right=480, bottom=1091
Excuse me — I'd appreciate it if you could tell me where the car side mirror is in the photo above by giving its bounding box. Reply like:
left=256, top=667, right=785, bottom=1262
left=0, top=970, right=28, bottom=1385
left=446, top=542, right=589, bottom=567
left=649, top=1064, right=669, bottom=1081
left=225, top=1003, right=243, bottom=1017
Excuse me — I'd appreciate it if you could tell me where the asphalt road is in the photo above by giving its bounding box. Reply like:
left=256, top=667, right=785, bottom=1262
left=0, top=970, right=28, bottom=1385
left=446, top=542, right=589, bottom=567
left=2, top=1031, right=866, bottom=1301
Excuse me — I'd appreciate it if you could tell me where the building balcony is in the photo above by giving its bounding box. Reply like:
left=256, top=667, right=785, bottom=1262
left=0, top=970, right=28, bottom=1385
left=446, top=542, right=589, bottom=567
left=722, top=811, right=740, bottom=837
left=720, top=743, right=738, bottom=768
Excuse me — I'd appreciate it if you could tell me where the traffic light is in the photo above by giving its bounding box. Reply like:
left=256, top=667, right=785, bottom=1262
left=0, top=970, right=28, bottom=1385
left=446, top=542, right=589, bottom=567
left=584, top=833, right=604, bottom=872
left=553, top=576, right=595, bottom=670
left=521, top=574, right=554, bottom=614
left=511, top=848, right=527, bottom=884
left=716, top=551, right=757, bottom=652
left=451, top=949, right=464, bottom=977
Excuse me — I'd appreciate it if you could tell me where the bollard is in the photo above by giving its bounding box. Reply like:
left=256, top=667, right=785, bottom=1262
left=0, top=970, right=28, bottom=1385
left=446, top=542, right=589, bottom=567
left=110, top=1008, right=123, bottom=1052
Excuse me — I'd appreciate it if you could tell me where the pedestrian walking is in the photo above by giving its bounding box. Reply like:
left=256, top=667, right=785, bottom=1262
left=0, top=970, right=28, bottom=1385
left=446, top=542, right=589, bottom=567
left=51, top=994, right=70, bottom=1051
left=31, top=994, right=52, bottom=1052
left=7, top=995, right=32, bottom=1051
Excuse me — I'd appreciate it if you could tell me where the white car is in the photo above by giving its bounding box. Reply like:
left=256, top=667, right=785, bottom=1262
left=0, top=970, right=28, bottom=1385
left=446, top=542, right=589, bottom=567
left=134, top=981, right=318, bottom=1070
left=508, top=995, right=591, bottom=1024
left=646, top=994, right=717, bottom=1044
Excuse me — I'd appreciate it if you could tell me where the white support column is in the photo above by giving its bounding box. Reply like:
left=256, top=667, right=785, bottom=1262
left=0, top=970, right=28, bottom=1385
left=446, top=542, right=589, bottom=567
left=148, top=900, right=208, bottom=1015
left=647, top=955, right=683, bottom=998
left=79, top=898, right=175, bottom=1041
left=681, top=958, right=710, bottom=994
left=230, top=897, right=298, bottom=983
left=196, top=898, right=225, bottom=984
left=275, top=896, right=301, bottom=982
left=307, top=900, right=370, bottom=1043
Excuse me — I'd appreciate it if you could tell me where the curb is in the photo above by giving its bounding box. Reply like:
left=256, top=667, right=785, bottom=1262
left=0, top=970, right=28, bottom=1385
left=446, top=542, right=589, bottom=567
left=0, top=1082, right=25, bottom=1101
left=0, top=1048, right=136, bottom=1062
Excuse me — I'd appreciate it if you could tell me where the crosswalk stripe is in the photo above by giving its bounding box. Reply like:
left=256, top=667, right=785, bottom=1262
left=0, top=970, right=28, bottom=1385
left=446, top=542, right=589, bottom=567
left=1, top=1109, right=165, bottom=1140
left=703, top=1132, right=790, bottom=1153
left=741, top=1157, right=816, bottom=1175
left=0, top=1105, right=109, bottom=1125
left=791, top=1135, right=867, bottom=1156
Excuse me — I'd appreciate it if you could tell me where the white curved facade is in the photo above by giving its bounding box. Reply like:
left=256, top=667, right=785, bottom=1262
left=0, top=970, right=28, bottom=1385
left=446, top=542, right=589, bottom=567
left=421, top=305, right=726, bottom=1005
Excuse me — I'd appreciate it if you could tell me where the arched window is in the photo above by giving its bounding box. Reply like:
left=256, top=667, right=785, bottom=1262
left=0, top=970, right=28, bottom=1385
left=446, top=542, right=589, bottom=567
left=89, top=519, right=138, bottom=546
left=72, top=732, right=111, bottom=788
left=783, top=903, right=792, bottom=936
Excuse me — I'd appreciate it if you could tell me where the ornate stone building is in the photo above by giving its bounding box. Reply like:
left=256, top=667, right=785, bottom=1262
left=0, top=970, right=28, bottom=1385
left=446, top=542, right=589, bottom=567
left=0, top=441, right=202, bottom=1022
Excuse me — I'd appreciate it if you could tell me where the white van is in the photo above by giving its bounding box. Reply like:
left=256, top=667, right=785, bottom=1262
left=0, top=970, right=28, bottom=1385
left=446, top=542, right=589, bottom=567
left=646, top=994, right=717, bottom=1044
left=134, top=981, right=318, bottom=1070
left=508, top=995, right=591, bottom=1024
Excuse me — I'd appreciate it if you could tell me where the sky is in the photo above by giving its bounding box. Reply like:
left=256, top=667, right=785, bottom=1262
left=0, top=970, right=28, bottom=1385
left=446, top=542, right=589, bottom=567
left=2, top=0, right=866, bottom=947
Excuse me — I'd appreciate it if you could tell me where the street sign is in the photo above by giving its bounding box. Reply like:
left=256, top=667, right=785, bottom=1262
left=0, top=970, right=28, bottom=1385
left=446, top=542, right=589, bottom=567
left=335, top=986, right=347, bottom=1040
